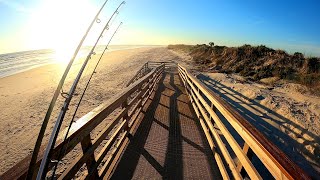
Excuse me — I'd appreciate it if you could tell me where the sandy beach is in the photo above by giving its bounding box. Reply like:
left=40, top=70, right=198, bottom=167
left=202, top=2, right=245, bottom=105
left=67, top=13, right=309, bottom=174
left=0, top=47, right=182, bottom=174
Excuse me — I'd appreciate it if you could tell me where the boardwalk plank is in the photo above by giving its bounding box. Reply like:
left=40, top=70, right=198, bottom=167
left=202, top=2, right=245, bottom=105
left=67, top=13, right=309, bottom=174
left=111, top=71, right=222, bottom=179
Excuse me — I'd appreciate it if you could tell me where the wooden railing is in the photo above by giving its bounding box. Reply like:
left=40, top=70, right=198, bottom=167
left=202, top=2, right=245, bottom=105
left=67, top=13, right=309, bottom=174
left=126, top=62, right=150, bottom=86
left=178, top=64, right=310, bottom=180
left=147, top=61, right=176, bottom=69
left=126, top=61, right=176, bottom=87
left=1, top=64, right=164, bottom=180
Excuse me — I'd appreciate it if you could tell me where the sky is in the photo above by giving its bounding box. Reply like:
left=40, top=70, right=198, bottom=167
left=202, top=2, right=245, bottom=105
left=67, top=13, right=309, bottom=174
left=0, top=0, right=320, bottom=56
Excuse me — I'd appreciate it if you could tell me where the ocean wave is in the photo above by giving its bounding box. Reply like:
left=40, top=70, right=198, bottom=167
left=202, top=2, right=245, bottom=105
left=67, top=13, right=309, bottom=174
left=0, top=45, right=154, bottom=78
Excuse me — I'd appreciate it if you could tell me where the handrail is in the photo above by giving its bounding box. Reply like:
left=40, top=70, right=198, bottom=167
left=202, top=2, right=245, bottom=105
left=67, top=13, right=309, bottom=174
left=1, top=64, right=165, bottom=180
left=177, top=64, right=311, bottom=180
left=148, top=61, right=176, bottom=68
left=126, top=61, right=177, bottom=87
left=126, top=62, right=150, bottom=86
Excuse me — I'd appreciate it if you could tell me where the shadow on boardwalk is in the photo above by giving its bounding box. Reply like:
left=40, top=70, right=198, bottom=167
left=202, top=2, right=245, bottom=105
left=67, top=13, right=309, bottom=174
left=112, top=71, right=221, bottom=179
left=197, top=73, right=319, bottom=178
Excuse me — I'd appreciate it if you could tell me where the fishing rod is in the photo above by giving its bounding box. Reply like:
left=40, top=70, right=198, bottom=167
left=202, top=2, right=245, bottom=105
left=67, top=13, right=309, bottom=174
left=36, top=2, right=125, bottom=179
left=50, top=22, right=123, bottom=179
left=26, top=0, right=111, bottom=179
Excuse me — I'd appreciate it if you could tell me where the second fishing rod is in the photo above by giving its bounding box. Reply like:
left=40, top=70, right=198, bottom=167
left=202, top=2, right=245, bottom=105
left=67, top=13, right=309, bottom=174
left=50, top=22, right=123, bottom=179
left=36, top=1, right=126, bottom=179
left=26, top=0, right=111, bottom=178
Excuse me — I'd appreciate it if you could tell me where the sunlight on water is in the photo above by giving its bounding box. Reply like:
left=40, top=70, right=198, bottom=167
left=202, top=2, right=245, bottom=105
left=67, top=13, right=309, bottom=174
left=0, top=45, right=153, bottom=78
left=54, top=46, right=74, bottom=64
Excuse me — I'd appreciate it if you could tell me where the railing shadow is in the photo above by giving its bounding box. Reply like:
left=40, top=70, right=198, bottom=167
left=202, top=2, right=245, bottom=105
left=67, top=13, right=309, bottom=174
left=111, top=74, right=166, bottom=179
left=162, top=70, right=183, bottom=179
left=111, top=71, right=220, bottom=179
left=197, top=73, right=319, bottom=177
left=174, top=75, right=223, bottom=179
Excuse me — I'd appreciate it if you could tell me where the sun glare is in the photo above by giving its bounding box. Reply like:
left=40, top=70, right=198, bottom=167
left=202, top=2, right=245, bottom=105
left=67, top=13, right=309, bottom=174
left=27, top=0, right=97, bottom=64
left=54, top=46, right=74, bottom=64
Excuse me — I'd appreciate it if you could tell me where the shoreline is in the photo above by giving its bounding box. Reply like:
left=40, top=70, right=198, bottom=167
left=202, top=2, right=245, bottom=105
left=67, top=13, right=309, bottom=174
left=0, top=45, right=164, bottom=79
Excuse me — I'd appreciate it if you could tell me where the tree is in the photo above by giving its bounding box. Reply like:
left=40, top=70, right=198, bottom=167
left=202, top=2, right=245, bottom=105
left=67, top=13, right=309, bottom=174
left=209, top=42, right=215, bottom=47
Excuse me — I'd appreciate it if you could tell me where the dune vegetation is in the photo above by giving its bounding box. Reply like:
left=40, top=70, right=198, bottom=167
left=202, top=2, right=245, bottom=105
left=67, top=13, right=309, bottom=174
left=168, top=44, right=320, bottom=94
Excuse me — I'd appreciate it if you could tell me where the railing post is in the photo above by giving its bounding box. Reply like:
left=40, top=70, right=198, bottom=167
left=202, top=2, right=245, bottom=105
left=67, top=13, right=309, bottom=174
left=237, top=142, right=254, bottom=178
left=142, top=63, right=145, bottom=74
left=148, top=78, right=152, bottom=97
left=145, top=62, right=147, bottom=72
left=81, top=134, right=99, bottom=179
left=210, top=103, right=218, bottom=120
left=138, top=83, right=144, bottom=109
left=122, top=99, right=129, bottom=131
left=148, top=69, right=156, bottom=97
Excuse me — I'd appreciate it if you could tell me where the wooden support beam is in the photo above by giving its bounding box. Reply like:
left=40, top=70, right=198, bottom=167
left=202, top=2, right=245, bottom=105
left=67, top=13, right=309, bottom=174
left=80, top=135, right=99, bottom=179
left=237, top=142, right=254, bottom=178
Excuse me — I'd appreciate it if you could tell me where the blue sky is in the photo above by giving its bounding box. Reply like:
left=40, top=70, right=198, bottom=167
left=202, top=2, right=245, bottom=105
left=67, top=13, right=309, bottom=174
left=0, top=0, right=320, bottom=56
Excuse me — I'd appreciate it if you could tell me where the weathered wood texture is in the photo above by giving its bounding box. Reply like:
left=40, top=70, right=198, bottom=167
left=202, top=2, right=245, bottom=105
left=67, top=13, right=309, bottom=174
left=178, top=64, right=311, bottom=180
left=111, top=70, right=222, bottom=179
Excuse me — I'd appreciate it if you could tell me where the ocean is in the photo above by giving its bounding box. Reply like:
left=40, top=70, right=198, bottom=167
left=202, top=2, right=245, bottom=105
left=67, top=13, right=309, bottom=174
left=0, top=45, right=154, bottom=78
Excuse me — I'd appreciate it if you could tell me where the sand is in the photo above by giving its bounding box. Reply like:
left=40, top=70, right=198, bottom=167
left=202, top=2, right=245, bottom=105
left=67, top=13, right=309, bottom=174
left=0, top=47, right=182, bottom=175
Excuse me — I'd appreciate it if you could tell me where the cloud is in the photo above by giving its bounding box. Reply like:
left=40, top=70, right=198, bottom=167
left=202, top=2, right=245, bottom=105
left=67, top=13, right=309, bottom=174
left=0, top=0, right=32, bottom=13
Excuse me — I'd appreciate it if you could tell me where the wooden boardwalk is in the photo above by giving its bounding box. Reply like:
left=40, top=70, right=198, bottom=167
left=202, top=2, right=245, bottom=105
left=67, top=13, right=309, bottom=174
left=112, top=70, right=222, bottom=179
left=1, top=63, right=310, bottom=180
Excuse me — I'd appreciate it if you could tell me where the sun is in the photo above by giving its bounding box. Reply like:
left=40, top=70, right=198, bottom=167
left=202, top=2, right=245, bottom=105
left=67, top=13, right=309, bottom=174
left=27, top=0, right=98, bottom=64
left=53, top=45, right=74, bottom=64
